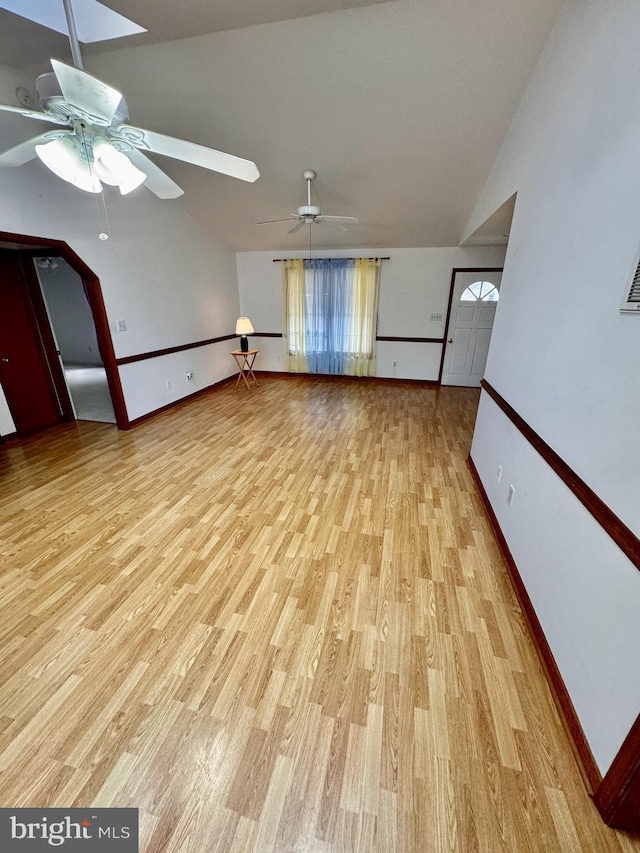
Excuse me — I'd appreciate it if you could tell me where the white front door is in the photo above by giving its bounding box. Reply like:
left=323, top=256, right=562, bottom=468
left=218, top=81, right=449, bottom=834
left=441, top=270, right=502, bottom=387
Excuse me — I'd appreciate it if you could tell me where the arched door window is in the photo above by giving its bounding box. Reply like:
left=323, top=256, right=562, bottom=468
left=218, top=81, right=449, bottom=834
left=460, top=280, right=499, bottom=302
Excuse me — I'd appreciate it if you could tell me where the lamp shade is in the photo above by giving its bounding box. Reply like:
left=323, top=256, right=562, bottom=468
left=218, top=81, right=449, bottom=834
left=93, top=139, right=146, bottom=195
left=235, top=317, right=255, bottom=335
left=35, top=134, right=147, bottom=196
left=35, top=136, right=102, bottom=194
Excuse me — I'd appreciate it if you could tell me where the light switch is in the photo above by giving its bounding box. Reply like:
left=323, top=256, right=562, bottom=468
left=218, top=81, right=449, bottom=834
left=116, top=319, right=127, bottom=332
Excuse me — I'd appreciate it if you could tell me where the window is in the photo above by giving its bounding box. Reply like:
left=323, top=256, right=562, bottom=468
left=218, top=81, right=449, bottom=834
left=460, top=280, right=499, bottom=302
left=284, top=258, right=381, bottom=376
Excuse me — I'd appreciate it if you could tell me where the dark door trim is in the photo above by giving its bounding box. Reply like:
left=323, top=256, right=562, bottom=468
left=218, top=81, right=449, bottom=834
left=0, top=231, right=129, bottom=430
left=19, top=253, right=75, bottom=422
left=438, top=267, right=504, bottom=384
left=0, top=250, right=65, bottom=434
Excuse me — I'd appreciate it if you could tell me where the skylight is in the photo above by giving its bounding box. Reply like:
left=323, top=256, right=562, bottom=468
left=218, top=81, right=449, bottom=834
left=0, top=0, right=146, bottom=43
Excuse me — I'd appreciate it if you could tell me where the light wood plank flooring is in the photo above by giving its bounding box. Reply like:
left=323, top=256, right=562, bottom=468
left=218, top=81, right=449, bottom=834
left=0, top=377, right=638, bottom=852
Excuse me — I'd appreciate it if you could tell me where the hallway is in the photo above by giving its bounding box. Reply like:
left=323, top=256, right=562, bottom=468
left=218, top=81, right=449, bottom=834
left=64, top=363, right=116, bottom=424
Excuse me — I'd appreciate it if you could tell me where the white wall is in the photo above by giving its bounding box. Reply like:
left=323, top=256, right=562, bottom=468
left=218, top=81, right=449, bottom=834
left=467, top=0, right=640, bottom=774
left=119, top=341, right=240, bottom=422
left=236, top=246, right=506, bottom=379
left=39, top=259, right=103, bottom=366
left=0, top=63, right=240, bottom=431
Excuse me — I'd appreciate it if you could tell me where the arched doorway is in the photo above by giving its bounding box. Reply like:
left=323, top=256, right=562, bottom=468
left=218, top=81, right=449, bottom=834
left=0, top=230, right=128, bottom=434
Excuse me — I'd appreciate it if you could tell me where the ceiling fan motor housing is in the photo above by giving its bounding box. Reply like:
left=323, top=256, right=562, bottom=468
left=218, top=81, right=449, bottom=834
left=297, top=205, right=320, bottom=216
left=35, top=72, right=63, bottom=111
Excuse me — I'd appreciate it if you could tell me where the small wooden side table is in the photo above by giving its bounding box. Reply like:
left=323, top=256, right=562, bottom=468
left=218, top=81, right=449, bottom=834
left=231, top=349, right=259, bottom=391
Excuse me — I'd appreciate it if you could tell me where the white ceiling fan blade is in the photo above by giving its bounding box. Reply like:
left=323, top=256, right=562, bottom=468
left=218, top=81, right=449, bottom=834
left=125, top=148, right=184, bottom=199
left=0, top=103, right=69, bottom=125
left=288, top=221, right=306, bottom=234
left=0, top=131, right=69, bottom=166
left=320, top=215, right=359, bottom=224
left=321, top=220, right=349, bottom=232
left=51, top=59, right=123, bottom=125
left=119, top=124, right=259, bottom=183
left=257, top=217, right=299, bottom=225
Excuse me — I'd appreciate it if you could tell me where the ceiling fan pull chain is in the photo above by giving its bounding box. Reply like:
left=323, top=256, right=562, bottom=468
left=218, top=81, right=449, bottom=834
left=95, top=188, right=112, bottom=241
left=79, top=123, right=111, bottom=240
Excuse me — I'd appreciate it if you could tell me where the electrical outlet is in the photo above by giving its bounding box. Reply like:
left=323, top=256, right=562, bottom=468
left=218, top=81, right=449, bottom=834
left=186, top=372, right=193, bottom=380
left=496, top=465, right=503, bottom=483
left=507, top=484, right=516, bottom=506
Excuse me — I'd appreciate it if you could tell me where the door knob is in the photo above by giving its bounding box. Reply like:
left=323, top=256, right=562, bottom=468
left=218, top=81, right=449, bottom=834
left=447, top=338, right=453, bottom=343
left=1, top=357, right=9, bottom=363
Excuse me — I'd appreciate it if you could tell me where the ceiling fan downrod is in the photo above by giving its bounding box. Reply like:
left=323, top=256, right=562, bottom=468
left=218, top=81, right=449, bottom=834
left=62, top=0, right=84, bottom=69
left=299, top=168, right=319, bottom=218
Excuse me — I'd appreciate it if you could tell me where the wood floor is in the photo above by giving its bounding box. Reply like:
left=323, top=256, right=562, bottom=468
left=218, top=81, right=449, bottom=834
left=0, top=376, right=638, bottom=852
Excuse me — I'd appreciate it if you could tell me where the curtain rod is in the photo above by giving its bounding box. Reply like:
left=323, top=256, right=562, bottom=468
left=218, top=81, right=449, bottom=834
left=272, top=256, right=390, bottom=262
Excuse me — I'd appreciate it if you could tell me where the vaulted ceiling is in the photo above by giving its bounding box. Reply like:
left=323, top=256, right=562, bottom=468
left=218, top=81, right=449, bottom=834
left=0, top=1, right=563, bottom=250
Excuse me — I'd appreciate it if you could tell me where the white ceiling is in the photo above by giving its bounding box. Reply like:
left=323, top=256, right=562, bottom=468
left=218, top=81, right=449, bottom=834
left=0, top=0, right=562, bottom=251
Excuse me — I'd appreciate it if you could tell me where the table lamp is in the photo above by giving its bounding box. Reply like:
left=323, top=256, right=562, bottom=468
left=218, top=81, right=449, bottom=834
left=236, top=316, right=254, bottom=352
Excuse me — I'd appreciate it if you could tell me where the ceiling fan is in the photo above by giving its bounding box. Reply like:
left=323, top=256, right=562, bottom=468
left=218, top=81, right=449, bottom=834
left=0, top=2, right=259, bottom=198
left=258, top=169, right=358, bottom=233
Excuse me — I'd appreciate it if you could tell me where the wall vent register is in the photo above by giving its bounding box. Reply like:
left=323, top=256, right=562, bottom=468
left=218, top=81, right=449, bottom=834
left=621, top=258, right=640, bottom=312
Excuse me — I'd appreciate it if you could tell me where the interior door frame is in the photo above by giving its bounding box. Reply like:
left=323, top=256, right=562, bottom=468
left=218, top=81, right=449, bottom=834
left=0, top=249, right=69, bottom=432
left=0, top=230, right=129, bottom=431
left=438, top=266, right=504, bottom=384
left=18, top=252, right=75, bottom=422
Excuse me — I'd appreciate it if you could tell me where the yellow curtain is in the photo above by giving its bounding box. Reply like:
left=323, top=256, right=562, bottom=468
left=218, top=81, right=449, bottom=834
left=283, top=259, right=308, bottom=372
left=344, top=258, right=381, bottom=376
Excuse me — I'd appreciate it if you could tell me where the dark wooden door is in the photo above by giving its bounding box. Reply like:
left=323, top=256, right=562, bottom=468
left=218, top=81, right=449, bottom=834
left=0, top=252, right=62, bottom=434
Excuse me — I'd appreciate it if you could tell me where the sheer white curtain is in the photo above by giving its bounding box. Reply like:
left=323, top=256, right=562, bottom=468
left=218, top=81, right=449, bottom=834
left=344, top=258, right=380, bottom=377
left=283, top=257, right=381, bottom=376
left=283, top=259, right=308, bottom=372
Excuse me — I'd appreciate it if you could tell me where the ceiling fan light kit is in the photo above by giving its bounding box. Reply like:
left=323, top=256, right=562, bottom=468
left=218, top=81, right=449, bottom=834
left=35, top=133, right=101, bottom=193
left=32, top=126, right=147, bottom=195
left=92, top=137, right=146, bottom=193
